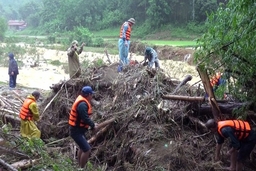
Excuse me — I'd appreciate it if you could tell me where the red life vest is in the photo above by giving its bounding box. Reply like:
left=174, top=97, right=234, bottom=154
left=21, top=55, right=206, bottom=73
left=217, top=120, right=251, bottom=140
left=119, top=22, right=132, bottom=40
left=19, top=98, right=35, bottom=120
left=69, top=95, right=92, bottom=128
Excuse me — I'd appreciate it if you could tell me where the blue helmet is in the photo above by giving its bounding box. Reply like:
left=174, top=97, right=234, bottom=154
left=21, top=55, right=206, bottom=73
left=145, top=47, right=151, bottom=54
left=82, top=86, right=95, bottom=95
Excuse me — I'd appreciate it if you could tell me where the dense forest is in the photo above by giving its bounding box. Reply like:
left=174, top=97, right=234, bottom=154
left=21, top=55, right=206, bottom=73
left=0, top=0, right=228, bottom=33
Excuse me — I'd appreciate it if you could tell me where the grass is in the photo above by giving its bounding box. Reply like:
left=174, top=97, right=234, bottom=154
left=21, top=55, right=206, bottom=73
left=141, top=40, right=197, bottom=47
left=92, top=28, right=120, bottom=38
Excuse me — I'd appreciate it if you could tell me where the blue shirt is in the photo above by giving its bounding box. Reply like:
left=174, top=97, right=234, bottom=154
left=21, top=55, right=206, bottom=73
left=76, top=102, right=95, bottom=129
left=144, top=48, right=158, bottom=68
left=217, top=127, right=241, bottom=150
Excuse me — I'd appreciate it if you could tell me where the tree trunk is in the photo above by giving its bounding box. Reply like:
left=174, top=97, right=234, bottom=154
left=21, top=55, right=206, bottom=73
left=197, top=65, right=223, bottom=120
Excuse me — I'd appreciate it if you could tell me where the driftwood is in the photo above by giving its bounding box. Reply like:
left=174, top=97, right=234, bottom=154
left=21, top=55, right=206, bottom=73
left=41, top=80, right=69, bottom=118
left=12, top=91, right=25, bottom=103
left=0, top=146, right=29, bottom=159
left=0, top=138, right=5, bottom=146
left=162, top=95, right=205, bottom=102
left=188, top=115, right=208, bottom=131
left=104, top=48, right=112, bottom=64
left=172, top=75, right=192, bottom=94
left=0, top=158, right=18, bottom=171
left=11, top=159, right=40, bottom=170
left=96, top=118, right=116, bottom=131
left=88, top=125, right=111, bottom=144
left=0, top=109, right=20, bottom=121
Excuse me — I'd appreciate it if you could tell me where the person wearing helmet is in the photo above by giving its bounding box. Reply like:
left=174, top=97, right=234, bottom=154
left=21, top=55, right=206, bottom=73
left=143, top=47, right=160, bottom=70
left=118, top=18, right=135, bottom=67
left=205, top=119, right=256, bottom=171
left=67, top=40, right=86, bottom=78
left=69, top=86, right=99, bottom=168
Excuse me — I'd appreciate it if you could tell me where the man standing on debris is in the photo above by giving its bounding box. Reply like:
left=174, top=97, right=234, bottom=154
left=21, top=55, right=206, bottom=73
left=67, top=40, right=85, bottom=78
left=118, top=18, right=135, bottom=66
left=205, top=119, right=256, bottom=171
left=19, top=91, right=41, bottom=138
left=8, top=52, right=19, bottom=89
left=143, top=47, right=160, bottom=70
left=69, top=86, right=99, bottom=168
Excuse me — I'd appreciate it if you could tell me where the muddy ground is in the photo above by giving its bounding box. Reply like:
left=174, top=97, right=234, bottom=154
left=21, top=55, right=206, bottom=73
left=0, top=44, right=256, bottom=171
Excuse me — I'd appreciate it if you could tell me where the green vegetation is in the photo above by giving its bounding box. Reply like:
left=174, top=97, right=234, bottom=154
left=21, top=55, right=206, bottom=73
left=195, top=0, right=256, bottom=104
left=0, top=17, right=7, bottom=41
left=142, top=40, right=197, bottom=47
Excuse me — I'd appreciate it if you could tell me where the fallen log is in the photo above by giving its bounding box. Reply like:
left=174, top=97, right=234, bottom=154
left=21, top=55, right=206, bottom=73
left=162, top=95, right=204, bottom=102
left=88, top=125, right=111, bottom=144
left=162, top=94, right=229, bottom=103
left=199, top=102, right=250, bottom=116
left=88, top=118, right=116, bottom=144
left=96, top=118, right=116, bottom=131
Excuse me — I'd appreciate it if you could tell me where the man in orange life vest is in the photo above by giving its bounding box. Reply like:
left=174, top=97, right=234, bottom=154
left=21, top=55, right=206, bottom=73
left=69, top=86, right=99, bottom=168
left=210, top=72, right=225, bottom=91
left=19, top=91, right=41, bottom=138
left=205, top=119, right=256, bottom=171
left=118, top=18, right=135, bottom=67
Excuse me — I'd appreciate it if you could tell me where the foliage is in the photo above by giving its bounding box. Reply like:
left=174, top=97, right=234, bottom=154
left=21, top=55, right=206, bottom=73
left=0, top=17, right=7, bottom=41
left=1, top=0, right=221, bottom=36
left=0, top=43, right=26, bottom=59
left=69, top=27, right=93, bottom=46
left=195, top=0, right=256, bottom=104
left=50, top=60, right=62, bottom=66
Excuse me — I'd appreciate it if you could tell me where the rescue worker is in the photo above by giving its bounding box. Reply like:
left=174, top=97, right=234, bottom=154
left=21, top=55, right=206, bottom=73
left=118, top=18, right=135, bottom=67
left=210, top=72, right=226, bottom=91
left=67, top=40, right=85, bottom=78
left=205, top=119, right=256, bottom=171
left=143, top=47, right=160, bottom=70
left=19, top=91, right=41, bottom=138
left=69, top=86, right=99, bottom=168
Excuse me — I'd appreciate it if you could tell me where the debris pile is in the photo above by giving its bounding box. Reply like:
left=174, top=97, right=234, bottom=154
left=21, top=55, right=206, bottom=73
left=1, top=62, right=255, bottom=170
left=38, top=63, right=219, bottom=171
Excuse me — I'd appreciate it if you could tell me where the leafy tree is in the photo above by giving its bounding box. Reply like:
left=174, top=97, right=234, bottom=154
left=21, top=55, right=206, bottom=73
left=0, top=17, right=7, bottom=41
left=195, top=0, right=256, bottom=103
left=18, top=2, right=41, bottom=21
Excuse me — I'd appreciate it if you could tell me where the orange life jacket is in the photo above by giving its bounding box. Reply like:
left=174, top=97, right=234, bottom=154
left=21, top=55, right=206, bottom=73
left=69, top=95, right=92, bottom=128
left=218, top=120, right=251, bottom=140
left=19, top=98, right=35, bottom=120
left=119, top=22, right=132, bottom=40
left=210, top=72, right=221, bottom=87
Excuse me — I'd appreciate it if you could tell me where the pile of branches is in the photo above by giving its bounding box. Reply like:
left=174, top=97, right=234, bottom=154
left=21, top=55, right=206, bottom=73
left=37, top=63, right=220, bottom=171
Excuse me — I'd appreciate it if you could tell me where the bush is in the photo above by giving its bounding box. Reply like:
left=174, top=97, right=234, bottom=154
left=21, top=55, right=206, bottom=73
left=69, top=27, right=93, bottom=46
